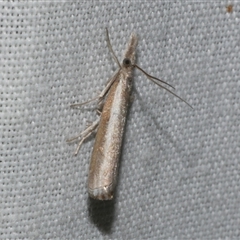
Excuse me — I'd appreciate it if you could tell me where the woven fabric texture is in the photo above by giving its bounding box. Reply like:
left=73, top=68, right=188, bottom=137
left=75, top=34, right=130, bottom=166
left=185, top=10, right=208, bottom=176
left=1, top=2, right=239, bottom=239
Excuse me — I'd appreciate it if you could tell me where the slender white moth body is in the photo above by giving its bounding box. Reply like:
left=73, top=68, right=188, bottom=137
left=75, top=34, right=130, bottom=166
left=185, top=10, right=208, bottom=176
left=67, top=29, right=192, bottom=201
left=88, top=35, right=137, bottom=200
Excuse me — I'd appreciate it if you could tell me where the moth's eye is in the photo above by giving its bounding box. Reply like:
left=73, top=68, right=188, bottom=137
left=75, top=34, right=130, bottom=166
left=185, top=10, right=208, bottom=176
left=123, top=58, right=131, bottom=66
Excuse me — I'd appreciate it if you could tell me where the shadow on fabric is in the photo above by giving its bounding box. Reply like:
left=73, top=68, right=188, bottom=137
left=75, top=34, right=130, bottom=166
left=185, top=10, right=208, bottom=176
left=88, top=197, right=116, bottom=233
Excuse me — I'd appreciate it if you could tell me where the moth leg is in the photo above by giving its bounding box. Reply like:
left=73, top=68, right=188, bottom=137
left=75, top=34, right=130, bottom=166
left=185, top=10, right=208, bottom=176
left=73, top=131, right=92, bottom=156
left=70, top=69, right=120, bottom=109
left=70, top=96, right=99, bottom=108
left=66, top=119, right=100, bottom=155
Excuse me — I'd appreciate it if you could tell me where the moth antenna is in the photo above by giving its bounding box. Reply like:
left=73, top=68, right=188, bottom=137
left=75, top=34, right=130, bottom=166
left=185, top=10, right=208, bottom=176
left=134, top=64, right=193, bottom=109
left=106, top=28, right=121, bottom=68
left=133, top=64, right=175, bottom=90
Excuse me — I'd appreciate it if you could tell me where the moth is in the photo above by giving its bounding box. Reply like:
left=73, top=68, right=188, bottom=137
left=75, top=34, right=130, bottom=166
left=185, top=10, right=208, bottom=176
left=67, top=29, right=191, bottom=200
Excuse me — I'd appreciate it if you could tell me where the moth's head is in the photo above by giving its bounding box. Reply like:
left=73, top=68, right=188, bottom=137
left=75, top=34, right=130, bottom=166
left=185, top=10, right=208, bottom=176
left=122, top=57, right=132, bottom=68
left=122, top=33, right=138, bottom=68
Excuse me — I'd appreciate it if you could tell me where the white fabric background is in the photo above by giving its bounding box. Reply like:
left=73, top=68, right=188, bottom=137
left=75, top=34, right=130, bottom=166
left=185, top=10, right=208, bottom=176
left=1, top=1, right=239, bottom=239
